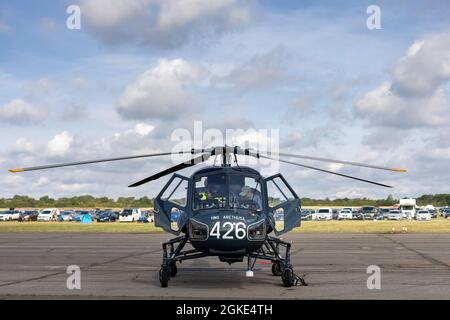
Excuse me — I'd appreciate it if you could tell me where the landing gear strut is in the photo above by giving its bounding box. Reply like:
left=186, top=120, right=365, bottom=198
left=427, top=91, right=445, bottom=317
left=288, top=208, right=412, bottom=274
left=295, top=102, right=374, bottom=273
left=248, top=236, right=308, bottom=287
left=158, top=235, right=307, bottom=288
left=159, top=235, right=207, bottom=288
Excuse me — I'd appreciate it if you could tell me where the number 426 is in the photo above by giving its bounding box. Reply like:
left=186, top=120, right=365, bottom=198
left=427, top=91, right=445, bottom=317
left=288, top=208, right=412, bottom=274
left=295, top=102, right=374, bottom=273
left=210, top=222, right=246, bottom=240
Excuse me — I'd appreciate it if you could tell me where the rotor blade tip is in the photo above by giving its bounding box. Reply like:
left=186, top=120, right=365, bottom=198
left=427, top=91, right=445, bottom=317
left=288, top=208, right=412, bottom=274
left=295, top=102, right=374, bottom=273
left=9, top=168, right=25, bottom=173
left=394, top=168, right=407, bottom=173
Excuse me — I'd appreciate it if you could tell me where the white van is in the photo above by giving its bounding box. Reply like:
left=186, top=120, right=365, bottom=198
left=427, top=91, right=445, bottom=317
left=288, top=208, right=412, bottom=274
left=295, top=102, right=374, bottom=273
left=317, top=208, right=333, bottom=220
left=37, top=208, right=60, bottom=222
left=119, top=208, right=141, bottom=222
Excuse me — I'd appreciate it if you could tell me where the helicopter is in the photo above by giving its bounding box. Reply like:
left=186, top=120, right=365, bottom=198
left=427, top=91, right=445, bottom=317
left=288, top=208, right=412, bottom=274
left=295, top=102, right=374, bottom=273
left=9, top=145, right=406, bottom=287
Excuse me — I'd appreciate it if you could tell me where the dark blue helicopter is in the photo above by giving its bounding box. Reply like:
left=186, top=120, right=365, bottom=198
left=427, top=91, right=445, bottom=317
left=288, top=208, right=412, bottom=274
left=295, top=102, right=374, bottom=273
left=9, top=145, right=406, bottom=287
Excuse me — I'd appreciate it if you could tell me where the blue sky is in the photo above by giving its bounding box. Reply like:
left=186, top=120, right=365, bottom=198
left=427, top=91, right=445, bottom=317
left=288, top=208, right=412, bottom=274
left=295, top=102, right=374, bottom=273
left=1, top=0, right=450, bottom=200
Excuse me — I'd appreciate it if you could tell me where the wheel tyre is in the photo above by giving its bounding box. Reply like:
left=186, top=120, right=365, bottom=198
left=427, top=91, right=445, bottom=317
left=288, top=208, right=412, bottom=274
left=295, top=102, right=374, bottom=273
left=170, top=263, right=178, bottom=277
left=159, top=267, right=170, bottom=288
left=282, top=268, right=294, bottom=287
left=271, top=262, right=283, bottom=276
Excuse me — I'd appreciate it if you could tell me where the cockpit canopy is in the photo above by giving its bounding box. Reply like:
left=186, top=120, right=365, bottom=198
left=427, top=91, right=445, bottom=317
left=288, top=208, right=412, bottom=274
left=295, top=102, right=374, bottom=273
left=154, top=166, right=301, bottom=236
left=193, top=169, right=263, bottom=212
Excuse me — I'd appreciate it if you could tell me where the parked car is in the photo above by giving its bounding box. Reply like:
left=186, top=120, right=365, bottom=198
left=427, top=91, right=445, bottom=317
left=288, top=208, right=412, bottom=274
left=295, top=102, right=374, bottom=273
left=19, top=210, right=39, bottom=222
left=416, top=210, right=432, bottom=221
left=378, top=208, right=391, bottom=220
left=338, top=209, right=353, bottom=220
left=137, top=212, right=151, bottom=223
left=119, top=208, right=141, bottom=222
left=300, top=209, right=312, bottom=221
left=58, top=210, right=75, bottom=222
left=97, top=211, right=118, bottom=222
left=316, top=208, right=333, bottom=220
left=428, top=209, right=437, bottom=219
left=352, top=211, right=364, bottom=220
left=37, top=208, right=60, bottom=222
left=388, top=210, right=402, bottom=221
left=361, top=206, right=377, bottom=220
left=0, top=210, right=21, bottom=221
left=332, top=209, right=339, bottom=220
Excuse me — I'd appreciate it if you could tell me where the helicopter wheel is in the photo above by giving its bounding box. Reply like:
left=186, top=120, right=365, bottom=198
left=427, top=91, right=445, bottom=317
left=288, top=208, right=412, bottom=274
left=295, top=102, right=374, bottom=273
left=281, top=267, right=294, bottom=287
left=159, top=267, right=170, bottom=288
left=271, top=261, right=283, bottom=276
left=170, top=263, right=178, bottom=277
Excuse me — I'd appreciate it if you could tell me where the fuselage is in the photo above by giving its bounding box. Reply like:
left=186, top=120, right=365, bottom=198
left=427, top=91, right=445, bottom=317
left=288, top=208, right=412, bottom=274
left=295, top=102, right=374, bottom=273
left=154, top=165, right=300, bottom=261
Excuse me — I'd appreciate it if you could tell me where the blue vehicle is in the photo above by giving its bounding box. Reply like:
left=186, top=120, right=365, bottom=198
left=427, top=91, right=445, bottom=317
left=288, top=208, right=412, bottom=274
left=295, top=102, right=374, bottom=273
left=138, top=211, right=154, bottom=223
left=58, top=210, right=75, bottom=222
left=97, top=211, right=118, bottom=222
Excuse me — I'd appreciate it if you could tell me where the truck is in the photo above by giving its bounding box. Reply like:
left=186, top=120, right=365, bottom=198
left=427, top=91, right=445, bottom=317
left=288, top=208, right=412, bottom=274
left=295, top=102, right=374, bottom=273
left=399, top=198, right=416, bottom=219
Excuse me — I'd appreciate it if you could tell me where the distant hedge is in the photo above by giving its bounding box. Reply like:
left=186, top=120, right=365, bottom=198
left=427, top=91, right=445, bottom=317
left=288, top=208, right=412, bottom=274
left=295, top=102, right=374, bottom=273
left=1, top=193, right=449, bottom=208
left=0, top=195, right=154, bottom=208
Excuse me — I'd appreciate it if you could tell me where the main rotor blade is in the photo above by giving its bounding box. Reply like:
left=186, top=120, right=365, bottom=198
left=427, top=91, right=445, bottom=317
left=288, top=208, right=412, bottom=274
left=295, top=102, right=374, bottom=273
left=258, top=151, right=407, bottom=173
left=8, top=151, right=196, bottom=173
left=128, top=154, right=211, bottom=188
left=260, top=155, right=393, bottom=188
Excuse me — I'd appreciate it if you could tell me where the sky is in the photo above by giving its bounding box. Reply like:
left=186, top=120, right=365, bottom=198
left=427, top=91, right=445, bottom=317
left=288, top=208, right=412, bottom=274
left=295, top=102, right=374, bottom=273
left=0, top=0, right=450, bottom=200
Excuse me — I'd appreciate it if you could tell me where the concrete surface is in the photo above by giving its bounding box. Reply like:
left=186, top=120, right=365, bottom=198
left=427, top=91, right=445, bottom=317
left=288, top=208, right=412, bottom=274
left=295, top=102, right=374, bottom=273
left=0, top=233, right=449, bottom=299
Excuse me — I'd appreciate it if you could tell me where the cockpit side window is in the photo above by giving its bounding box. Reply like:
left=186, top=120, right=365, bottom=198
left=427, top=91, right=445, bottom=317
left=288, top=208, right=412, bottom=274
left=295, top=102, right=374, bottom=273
left=160, top=177, right=188, bottom=207
left=266, top=177, right=295, bottom=208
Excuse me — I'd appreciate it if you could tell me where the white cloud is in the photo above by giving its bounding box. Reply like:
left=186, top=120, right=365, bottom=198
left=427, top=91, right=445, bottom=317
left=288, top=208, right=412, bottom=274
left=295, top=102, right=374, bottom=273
left=133, top=123, right=155, bottom=136
left=355, top=31, right=450, bottom=129
left=12, top=138, right=35, bottom=154
left=392, top=34, right=450, bottom=97
left=79, top=0, right=253, bottom=48
left=0, top=99, right=47, bottom=125
left=356, top=81, right=450, bottom=128
left=117, top=59, right=206, bottom=120
left=46, top=132, right=74, bottom=157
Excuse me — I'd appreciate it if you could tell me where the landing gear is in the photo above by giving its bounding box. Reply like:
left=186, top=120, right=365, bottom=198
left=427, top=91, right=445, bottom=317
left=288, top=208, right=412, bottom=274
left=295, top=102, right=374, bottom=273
left=170, top=263, right=178, bottom=277
left=159, top=235, right=208, bottom=288
left=281, top=267, right=294, bottom=287
left=159, top=266, right=170, bottom=288
left=158, top=235, right=307, bottom=287
left=249, top=236, right=307, bottom=287
left=271, top=261, right=283, bottom=276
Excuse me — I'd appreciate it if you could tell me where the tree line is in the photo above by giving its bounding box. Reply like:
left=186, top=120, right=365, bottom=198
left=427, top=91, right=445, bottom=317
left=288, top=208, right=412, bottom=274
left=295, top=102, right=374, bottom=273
left=1, top=194, right=450, bottom=209
left=0, top=195, right=154, bottom=208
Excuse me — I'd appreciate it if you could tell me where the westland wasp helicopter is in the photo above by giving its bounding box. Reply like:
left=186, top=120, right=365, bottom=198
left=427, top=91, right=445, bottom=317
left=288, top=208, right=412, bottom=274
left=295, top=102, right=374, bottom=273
left=9, top=145, right=406, bottom=287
